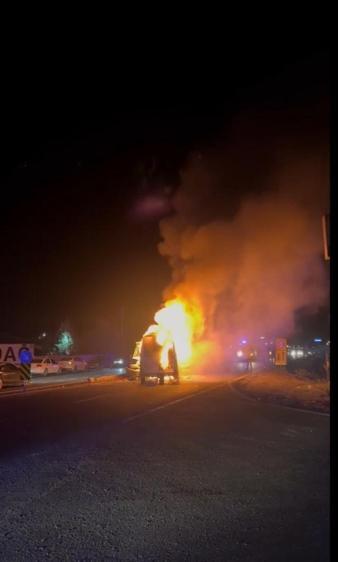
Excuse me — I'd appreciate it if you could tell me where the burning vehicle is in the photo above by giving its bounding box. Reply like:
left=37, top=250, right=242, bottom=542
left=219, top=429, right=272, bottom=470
left=141, top=330, right=179, bottom=385
left=128, top=299, right=198, bottom=384
left=128, top=332, right=179, bottom=385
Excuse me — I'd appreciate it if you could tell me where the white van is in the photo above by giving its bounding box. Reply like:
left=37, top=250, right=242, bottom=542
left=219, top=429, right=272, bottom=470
left=128, top=334, right=179, bottom=385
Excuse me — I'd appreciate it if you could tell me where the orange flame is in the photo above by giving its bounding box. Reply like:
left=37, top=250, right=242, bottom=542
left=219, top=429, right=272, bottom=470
left=143, top=298, right=204, bottom=370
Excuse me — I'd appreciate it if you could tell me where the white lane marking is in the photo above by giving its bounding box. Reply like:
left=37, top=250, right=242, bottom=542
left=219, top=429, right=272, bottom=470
left=122, top=383, right=228, bottom=424
left=229, top=379, right=330, bottom=418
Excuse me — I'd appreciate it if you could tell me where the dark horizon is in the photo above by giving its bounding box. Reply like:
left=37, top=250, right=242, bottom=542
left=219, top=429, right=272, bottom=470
left=0, top=47, right=329, bottom=352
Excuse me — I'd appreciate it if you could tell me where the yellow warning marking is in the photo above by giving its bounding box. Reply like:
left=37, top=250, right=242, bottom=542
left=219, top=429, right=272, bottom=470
left=19, top=364, right=31, bottom=380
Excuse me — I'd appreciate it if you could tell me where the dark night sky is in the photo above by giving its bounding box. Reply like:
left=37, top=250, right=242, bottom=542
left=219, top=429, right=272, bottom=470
left=0, top=45, right=329, bottom=350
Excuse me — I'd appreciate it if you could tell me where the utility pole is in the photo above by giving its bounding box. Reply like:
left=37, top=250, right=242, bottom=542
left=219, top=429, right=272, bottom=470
left=321, top=214, right=330, bottom=380
left=322, top=214, right=330, bottom=261
left=120, top=305, right=125, bottom=355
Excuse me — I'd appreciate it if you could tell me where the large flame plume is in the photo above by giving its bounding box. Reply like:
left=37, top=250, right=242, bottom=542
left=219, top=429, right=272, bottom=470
left=157, top=103, right=329, bottom=373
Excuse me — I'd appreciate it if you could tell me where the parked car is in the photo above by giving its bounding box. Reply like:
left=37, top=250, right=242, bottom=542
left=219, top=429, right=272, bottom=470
left=0, top=362, right=26, bottom=389
left=58, top=356, right=87, bottom=372
left=31, top=357, right=62, bottom=375
left=87, top=357, right=101, bottom=370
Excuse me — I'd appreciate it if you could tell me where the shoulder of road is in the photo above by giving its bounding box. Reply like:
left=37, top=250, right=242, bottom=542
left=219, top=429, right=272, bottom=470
left=231, top=371, right=329, bottom=415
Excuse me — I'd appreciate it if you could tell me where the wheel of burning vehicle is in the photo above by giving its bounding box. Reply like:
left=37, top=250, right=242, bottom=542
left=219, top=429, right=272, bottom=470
left=173, top=377, right=180, bottom=385
left=140, top=374, right=146, bottom=385
left=159, top=374, right=164, bottom=385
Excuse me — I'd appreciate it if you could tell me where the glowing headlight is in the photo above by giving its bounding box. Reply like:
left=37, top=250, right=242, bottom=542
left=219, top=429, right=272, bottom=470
left=236, top=350, right=243, bottom=358
left=113, top=359, right=124, bottom=365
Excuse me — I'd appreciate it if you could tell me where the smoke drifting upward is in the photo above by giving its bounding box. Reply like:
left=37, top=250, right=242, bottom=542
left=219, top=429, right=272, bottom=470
left=158, top=105, right=329, bottom=370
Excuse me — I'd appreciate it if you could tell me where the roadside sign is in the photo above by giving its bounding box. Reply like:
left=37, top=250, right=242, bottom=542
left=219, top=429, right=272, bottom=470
left=275, top=338, right=287, bottom=366
left=0, top=343, right=34, bottom=364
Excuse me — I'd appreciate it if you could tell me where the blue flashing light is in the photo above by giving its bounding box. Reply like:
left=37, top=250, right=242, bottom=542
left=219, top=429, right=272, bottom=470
left=19, top=348, right=33, bottom=364
left=241, top=339, right=247, bottom=345
left=314, top=338, right=322, bottom=343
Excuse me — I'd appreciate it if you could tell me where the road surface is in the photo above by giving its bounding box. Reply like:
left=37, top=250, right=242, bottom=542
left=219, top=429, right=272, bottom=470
left=0, top=377, right=329, bottom=561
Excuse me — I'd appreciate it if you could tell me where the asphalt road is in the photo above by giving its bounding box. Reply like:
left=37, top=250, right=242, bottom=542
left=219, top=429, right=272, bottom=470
left=0, top=377, right=329, bottom=561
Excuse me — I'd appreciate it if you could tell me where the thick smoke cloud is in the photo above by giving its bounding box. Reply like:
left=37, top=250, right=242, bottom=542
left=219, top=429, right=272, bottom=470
left=158, top=105, right=329, bottom=369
